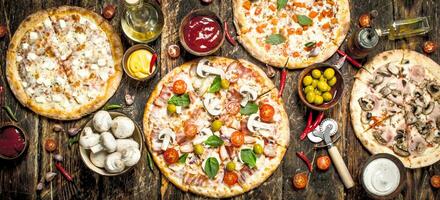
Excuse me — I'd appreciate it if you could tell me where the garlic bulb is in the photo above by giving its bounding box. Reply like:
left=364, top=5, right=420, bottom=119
left=93, top=111, right=112, bottom=132
left=111, top=116, right=135, bottom=139
left=121, top=146, right=141, bottom=167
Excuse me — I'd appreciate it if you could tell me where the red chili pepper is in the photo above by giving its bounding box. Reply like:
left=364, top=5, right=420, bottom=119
left=278, top=58, right=290, bottom=97
left=300, top=111, right=313, bottom=140
left=224, top=21, right=237, bottom=46
left=149, top=53, right=157, bottom=73
left=309, top=112, right=324, bottom=131
left=296, top=151, right=312, bottom=172
left=337, top=50, right=362, bottom=68
left=55, top=162, right=73, bottom=182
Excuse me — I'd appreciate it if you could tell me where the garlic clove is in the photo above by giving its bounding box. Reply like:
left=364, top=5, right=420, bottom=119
left=67, top=127, right=81, bottom=137
left=45, top=172, right=57, bottom=182
left=36, top=182, right=44, bottom=191
left=53, top=154, right=63, bottom=162
left=53, top=124, right=64, bottom=132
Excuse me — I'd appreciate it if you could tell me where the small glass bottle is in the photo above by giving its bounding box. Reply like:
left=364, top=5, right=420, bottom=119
left=121, top=0, right=164, bottom=43
left=346, top=28, right=379, bottom=60
left=375, top=17, right=431, bottom=40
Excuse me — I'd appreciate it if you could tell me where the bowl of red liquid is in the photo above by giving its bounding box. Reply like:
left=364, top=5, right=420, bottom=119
left=0, top=123, right=28, bottom=160
left=179, top=9, right=225, bottom=56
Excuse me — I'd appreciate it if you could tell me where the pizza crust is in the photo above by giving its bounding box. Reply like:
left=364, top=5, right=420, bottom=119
left=350, top=49, right=440, bottom=168
left=232, top=0, right=350, bottom=69
left=143, top=57, right=289, bottom=197
left=6, top=6, right=123, bottom=120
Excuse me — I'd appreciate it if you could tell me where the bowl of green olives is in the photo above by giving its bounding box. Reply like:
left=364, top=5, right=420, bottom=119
left=297, top=63, right=344, bottom=111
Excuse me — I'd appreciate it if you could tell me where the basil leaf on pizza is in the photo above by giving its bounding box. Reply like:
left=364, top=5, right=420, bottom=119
left=208, top=76, right=221, bottom=93
left=178, top=153, right=188, bottom=164
left=265, top=34, right=286, bottom=45
left=205, top=157, right=219, bottom=179
left=297, top=15, right=313, bottom=26
left=277, top=0, right=288, bottom=10
left=305, top=41, right=316, bottom=48
left=241, top=149, right=257, bottom=168
left=240, top=102, right=258, bottom=115
left=168, top=93, right=190, bottom=107
left=204, top=135, right=224, bottom=147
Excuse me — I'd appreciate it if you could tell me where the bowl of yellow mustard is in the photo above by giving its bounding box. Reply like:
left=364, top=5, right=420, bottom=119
left=122, top=44, right=158, bottom=81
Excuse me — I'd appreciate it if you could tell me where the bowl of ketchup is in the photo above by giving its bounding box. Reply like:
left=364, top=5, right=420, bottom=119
left=0, top=123, right=28, bottom=160
left=179, top=9, right=224, bottom=56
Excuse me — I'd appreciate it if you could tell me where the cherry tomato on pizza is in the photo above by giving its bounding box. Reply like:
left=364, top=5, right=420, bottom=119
left=172, top=80, right=187, bottom=95
left=183, top=121, right=198, bottom=139
left=163, top=148, right=179, bottom=164
left=223, top=171, right=238, bottom=186
left=259, top=104, right=275, bottom=122
left=231, top=131, right=244, bottom=147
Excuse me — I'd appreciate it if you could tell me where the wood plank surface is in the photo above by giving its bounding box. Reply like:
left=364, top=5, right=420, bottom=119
left=0, top=0, right=440, bottom=199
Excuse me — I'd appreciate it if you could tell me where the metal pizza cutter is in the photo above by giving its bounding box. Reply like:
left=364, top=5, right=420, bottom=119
left=307, top=119, right=338, bottom=143
left=312, top=118, right=355, bottom=189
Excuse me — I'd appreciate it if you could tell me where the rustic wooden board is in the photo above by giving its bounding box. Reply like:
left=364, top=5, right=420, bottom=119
left=1, top=0, right=440, bottom=199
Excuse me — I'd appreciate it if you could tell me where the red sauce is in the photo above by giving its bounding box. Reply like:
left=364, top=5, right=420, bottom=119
left=0, top=126, right=26, bottom=158
left=183, top=15, right=223, bottom=53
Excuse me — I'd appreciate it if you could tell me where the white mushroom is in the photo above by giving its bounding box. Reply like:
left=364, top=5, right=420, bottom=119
left=90, top=151, right=107, bottom=168
left=111, top=116, right=135, bottom=139
left=203, top=93, right=222, bottom=116
left=116, top=139, right=139, bottom=152
left=105, top=152, right=125, bottom=173
left=247, top=113, right=273, bottom=133
left=158, top=128, right=176, bottom=151
left=79, top=127, right=100, bottom=149
left=196, top=58, right=225, bottom=78
left=90, top=132, right=117, bottom=153
left=93, top=111, right=112, bottom=132
left=192, top=128, right=213, bottom=144
left=239, top=86, right=258, bottom=107
left=121, top=146, right=141, bottom=167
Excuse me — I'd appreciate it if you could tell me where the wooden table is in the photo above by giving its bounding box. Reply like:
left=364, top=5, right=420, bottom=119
left=1, top=0, right=439, bottom=199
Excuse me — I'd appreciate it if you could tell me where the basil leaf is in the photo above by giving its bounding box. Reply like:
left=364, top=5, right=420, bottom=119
left=205, top=157, right=219, bottom=179
left=241, top=149, right=257, bottom=168
left=240, top=102, right=258, bottom=115
left=305, top=41, right=316, bottom=48
left=208, top=76, right=221, bottom=93
left=178, top=153, right=188, bottom=164
left=168, top=93, right=190, bottom=107
left=265, top=34, right=286, bottom=45
left=204, top=135, right=224, bottom=147
left=297, top=15, right=313, bottom=26
left=277, top=0, right=288, bottom=10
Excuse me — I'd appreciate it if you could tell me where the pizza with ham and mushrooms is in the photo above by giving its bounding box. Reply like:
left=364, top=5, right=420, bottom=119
left=350, top=50, right=440, bottom=168
left=6, top=6, right=123, bottom=120
left=143, top=57, right=290, bottom=197
left=232, top=0, right=350, bottom=69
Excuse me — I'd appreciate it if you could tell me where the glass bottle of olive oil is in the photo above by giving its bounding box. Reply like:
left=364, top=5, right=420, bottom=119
left=121, top=0, right=164, bottom=43
left=375, top=17, right=431, bottom=40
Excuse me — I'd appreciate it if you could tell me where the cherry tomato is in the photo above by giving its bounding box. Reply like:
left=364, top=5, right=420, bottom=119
left=172, top=80, right=187, bottom=95
left=316, top=155, right=331, bottom=171
left=225, top=101, right=240, bottom=115
left=423, top=41, right=437, bottom=54
left=259, top=104, right=275, bottom=122
left=431, top=175, right=440, bottom=188
left=45, top=138, right=57, bottom=152
left=163, top=148, right=179, bottom=164
left=292, top=172, right=308, bottom=189
left=183, top=121, right=197, bottom=139
left=230, top=131, right=244, bottom=147
left=358, top=13, right=371, bottom=28
left=223, top=171, right=238, bottom=186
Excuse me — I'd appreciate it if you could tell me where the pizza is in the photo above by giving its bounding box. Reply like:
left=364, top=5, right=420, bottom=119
left=143, top=57, right=290, bottom=197
left=232, top=0, right=350, bottom=69
left=350, top=50, right=440, bottom=168
left=6, top=6, right=123, bottom=120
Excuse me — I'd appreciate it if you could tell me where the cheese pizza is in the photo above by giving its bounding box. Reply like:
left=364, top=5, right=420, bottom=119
left=6, top=6, right=123, bottom=120
left=143, top=57, right=290, bottom=197
left=350, top=50, right=440, bottom=168
left=233, top=0, right=350, bottom=69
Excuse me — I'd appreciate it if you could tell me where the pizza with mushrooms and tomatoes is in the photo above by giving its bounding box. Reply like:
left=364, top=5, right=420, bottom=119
left=232, top=0, right=350, bottom=69
left=143, top=57, right=290, bottom=197
left=6, top=6, right=123, bottom=120
left=350, top=50, right=440, bottom=168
